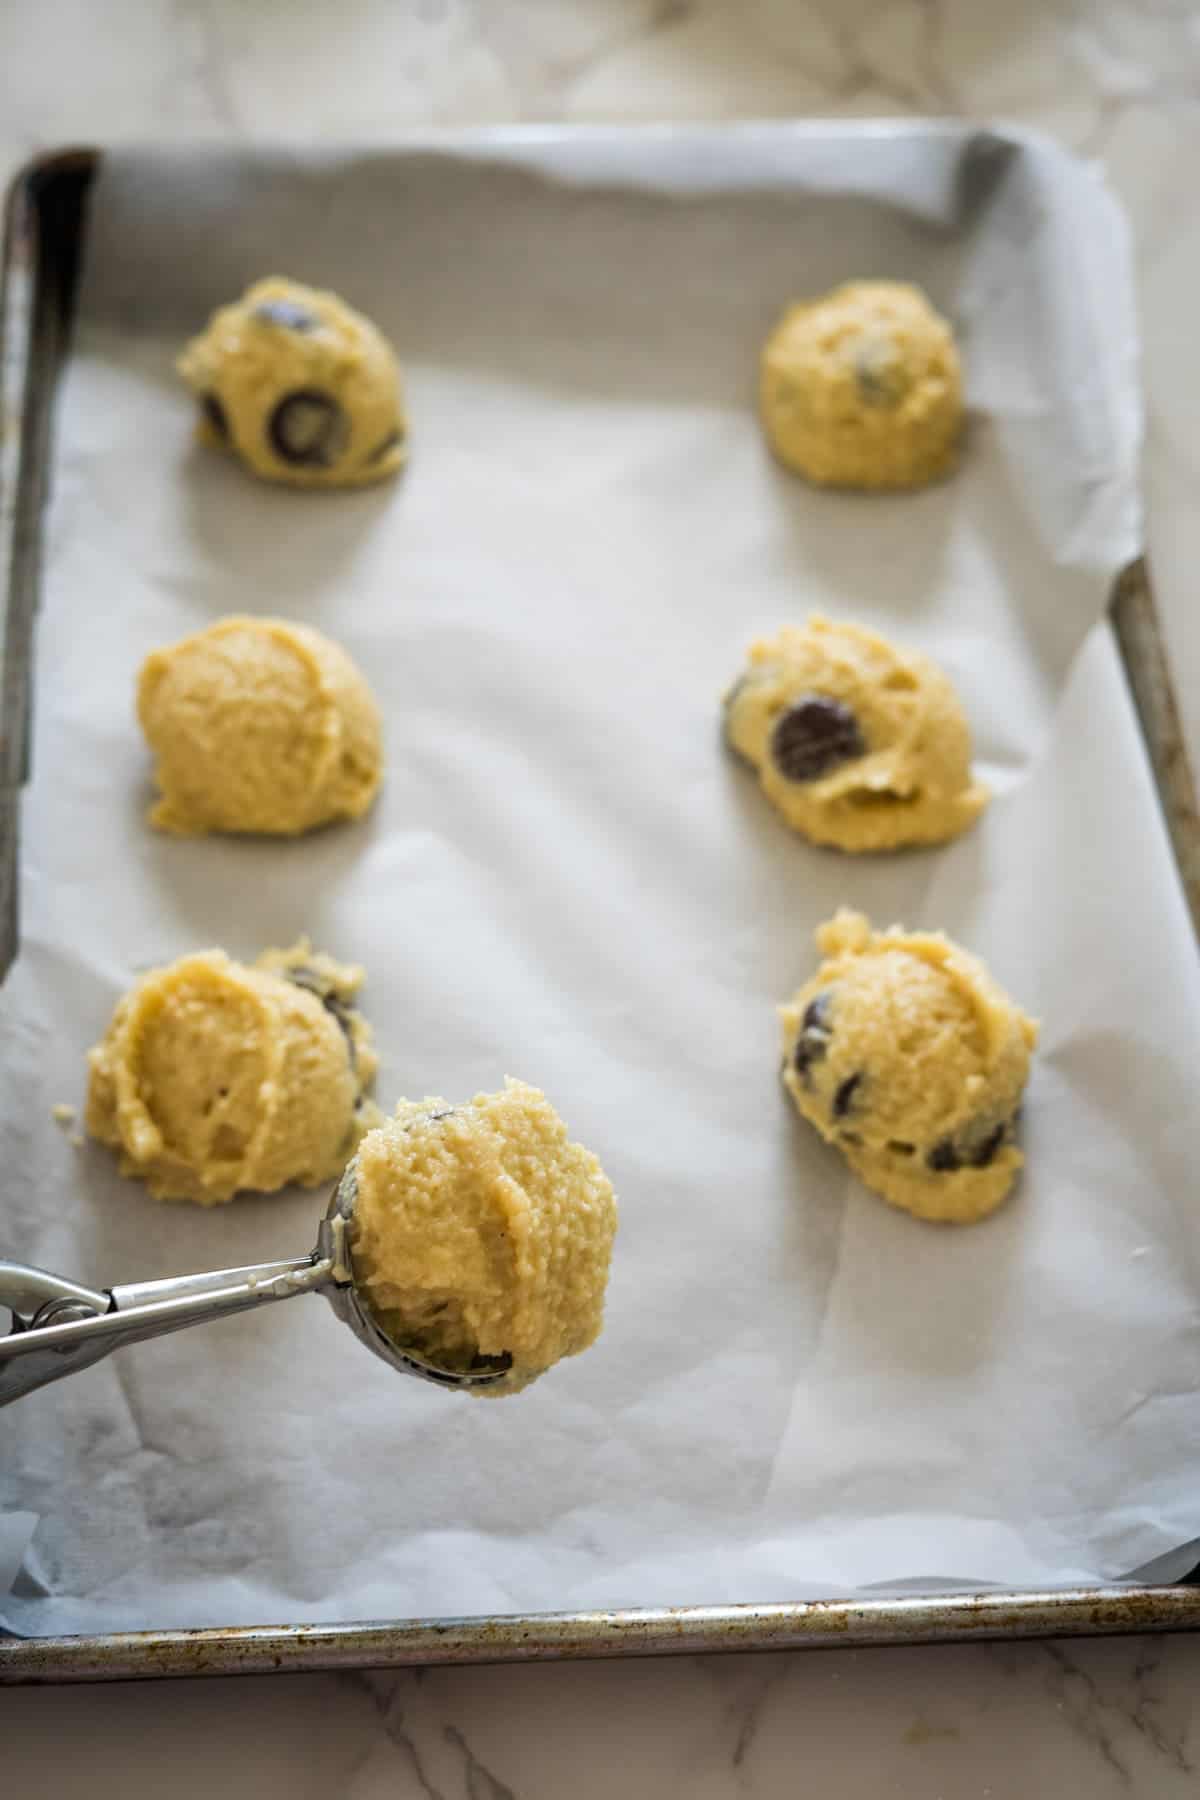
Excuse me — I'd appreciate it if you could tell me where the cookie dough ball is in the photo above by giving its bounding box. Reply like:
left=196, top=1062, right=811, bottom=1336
left=137, top=615, right=383, bottom=836
left=781, top=911, right=1037, bottom=1224
left=178, top=276, right=406, bottom=489
left=723, top=615, right=987, bottom=852
left=86, top=940, right=380, bottom=1205
left=760, top=281, right=962, bottom=490
left=350, top=1080, right=618, bottom=1396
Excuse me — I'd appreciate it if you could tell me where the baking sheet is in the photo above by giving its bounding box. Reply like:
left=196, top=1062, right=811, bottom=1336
left=3, top=127, right=1199, bottom=1637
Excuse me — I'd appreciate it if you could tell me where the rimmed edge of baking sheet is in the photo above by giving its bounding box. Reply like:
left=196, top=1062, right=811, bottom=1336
left=4, top=1587, right=1200, bottom=1684
left=2, top=131, right=1198, bottom=1681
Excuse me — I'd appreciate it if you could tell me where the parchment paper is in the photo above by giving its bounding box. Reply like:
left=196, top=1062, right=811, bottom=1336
left=4, top=127, right=1199, bottom=1635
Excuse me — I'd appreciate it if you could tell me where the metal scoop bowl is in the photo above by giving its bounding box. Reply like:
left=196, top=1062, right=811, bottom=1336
left=0, top=1158, right=513, bottom=1406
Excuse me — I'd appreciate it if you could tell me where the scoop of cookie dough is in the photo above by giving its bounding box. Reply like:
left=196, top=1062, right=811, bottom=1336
left=178, top=276, right=406, bottom=488
left=760, top=280, right=962, bottom=490
left=723, top=615, right=987, bottom=852
left=781, top=910, right=1037, bottom=1223
left=86, top=940, right=380, bottom=1205
left=137, top=615, right=383, bottom=836
left=350, top=1080, right=618, bottom=1396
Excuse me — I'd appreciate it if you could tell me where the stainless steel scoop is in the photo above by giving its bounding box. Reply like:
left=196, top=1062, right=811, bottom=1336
left=0, top=1161, right=513, bottom=1405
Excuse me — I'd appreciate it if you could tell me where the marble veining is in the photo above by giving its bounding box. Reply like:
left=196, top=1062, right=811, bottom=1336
left=7, top=1635, right=1200, bottom=1796
left=3, top=0, right=1200, bottom=1792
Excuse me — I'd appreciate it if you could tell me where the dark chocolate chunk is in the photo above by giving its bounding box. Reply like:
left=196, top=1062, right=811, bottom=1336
left=833, top=1072, right=862, bottom=1120
left=400, top=1107, right=459, bottom=1133
left=969, top=1122, right=1008, bottom=1169
left=268, top=388, right=350, bottom=467
left=803, top=994, right=831, bottom=1033
left=793, top=990, right=834, bottom=1085
left=928, top=1118, right=1011, bottom=1175
left=202, top=392, right=229, bottom=440
left=284, top=964, right=323, bottom=1001
left=284, top=965, right=358, bottom=1068
left=253, top=298, right=319, bottom=332
left=770, top=696, right=865, bottom=784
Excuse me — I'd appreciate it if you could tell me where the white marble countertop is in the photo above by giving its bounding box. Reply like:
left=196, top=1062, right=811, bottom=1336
left=2, top=0, right=1200, bottom=1792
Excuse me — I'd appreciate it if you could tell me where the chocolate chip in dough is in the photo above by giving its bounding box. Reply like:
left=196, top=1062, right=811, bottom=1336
left=793, top=991, right=834, bottom=1084
left=253, top=298, right=319, bottom=332
left=833, top=1072, right=862, bottom=1120
left=398, top=1107, right=459, bottom=1135
left=968, top=1121, right=1008, bottom=1169
left=268, top=389, right=350, bottom=468
left=770, top=696, right=865, bottom=784
left=928, top=1119, right=1011, bottom=1175
left=202, top=393, right=230, bottom=441
left=284, top=965, right=358, bottom=1069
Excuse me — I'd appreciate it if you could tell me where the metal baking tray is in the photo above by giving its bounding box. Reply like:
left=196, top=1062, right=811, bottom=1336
left=1, top=141, right=1198, bottom=1686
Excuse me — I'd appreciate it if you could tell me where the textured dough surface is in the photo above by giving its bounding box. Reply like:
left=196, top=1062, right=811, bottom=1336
left=86, top=940, right=380, bottom=1205
left=781, top=911, right=1037, bottom=1223
left=350, top=1080, right=618, bottom=1396
left=138, top=615, right=382, bottom=836
left=178, top=276, right=406, bottom=489
left=724, top=615, right=987, bottom=851
left=760, top=280, right=963, bottom=490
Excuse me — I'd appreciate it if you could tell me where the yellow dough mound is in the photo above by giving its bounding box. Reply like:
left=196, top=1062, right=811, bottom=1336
left=760, top=280, right=963, bottom=490
left=350, top=1080, right=618, bottom=1396
left=137, top=615, right=383, bottom=837
left=86, top=940, right=380, bottom=1205
left=723, top=615, right=987, bottom=852
left=781, top=911, right=1037, bottom=1224
left=178, top=275, right=406, bottom=489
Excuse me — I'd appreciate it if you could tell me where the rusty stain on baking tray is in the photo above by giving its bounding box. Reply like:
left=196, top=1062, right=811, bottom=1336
left=2, top=141, right=1199, bottom=1684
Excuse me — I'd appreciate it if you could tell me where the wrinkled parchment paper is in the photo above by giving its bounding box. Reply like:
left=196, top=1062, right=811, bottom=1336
left=4, top=128, right=1200, bottom=1635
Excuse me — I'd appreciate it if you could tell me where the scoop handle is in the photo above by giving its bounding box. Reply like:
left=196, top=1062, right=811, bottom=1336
left=0, top=1254, right=331, bottom=1405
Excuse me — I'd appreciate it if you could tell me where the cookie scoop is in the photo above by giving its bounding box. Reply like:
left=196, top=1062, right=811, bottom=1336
left=2, top=1084, right=617, bottom=1403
